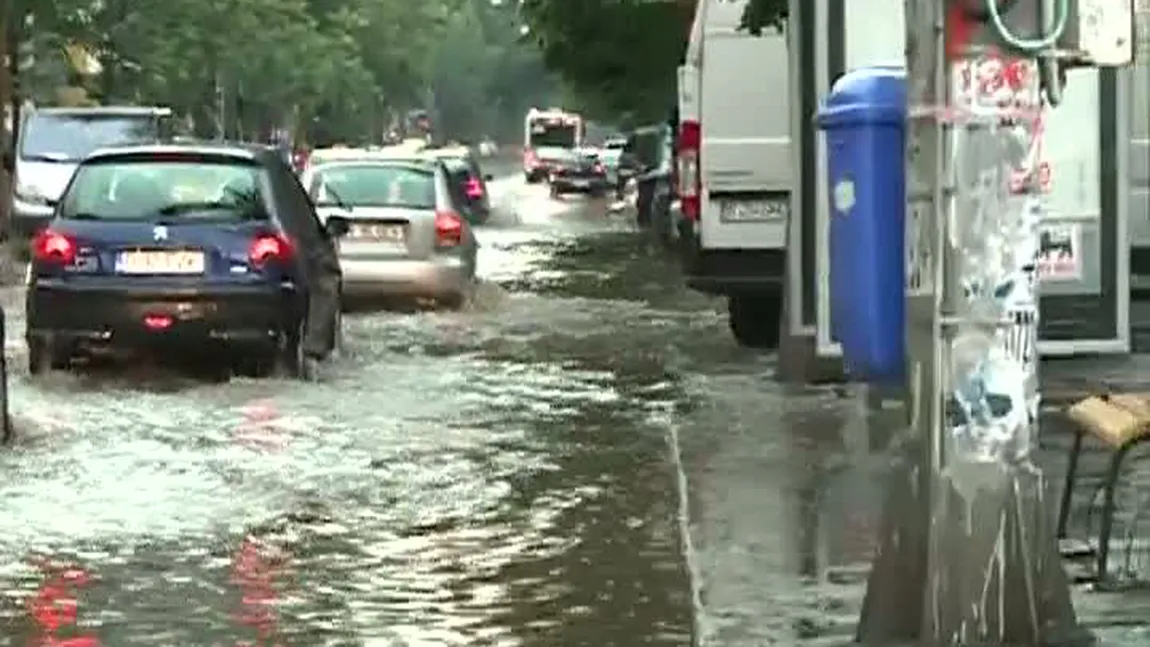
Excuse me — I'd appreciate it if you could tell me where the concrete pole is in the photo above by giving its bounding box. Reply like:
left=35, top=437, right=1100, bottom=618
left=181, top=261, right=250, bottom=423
left=857, top=0, right=1087, bottom=644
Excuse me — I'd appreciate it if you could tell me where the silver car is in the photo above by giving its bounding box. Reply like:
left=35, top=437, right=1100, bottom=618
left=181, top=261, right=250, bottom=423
left=301, top=157, right=478, bottom=307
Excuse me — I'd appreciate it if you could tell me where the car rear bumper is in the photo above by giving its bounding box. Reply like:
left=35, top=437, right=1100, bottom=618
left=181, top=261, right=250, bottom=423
left=681, top=241, right=786, bottom=296
left=26, top=280, right=300, bottom=347
left=339, top=256, right=470, bottom=299
left=551, top=175, right=608, bottom=192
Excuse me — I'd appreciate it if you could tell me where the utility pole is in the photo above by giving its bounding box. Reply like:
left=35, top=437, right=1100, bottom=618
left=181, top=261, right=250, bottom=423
left=856, top=0, right=1091, bottom=643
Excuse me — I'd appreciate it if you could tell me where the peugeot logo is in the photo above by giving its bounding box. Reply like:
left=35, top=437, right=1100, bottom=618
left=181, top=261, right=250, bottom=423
left=153, top=225, right=168, bottom=241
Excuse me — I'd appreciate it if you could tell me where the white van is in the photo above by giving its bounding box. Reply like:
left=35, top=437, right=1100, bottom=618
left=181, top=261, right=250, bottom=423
left=5, top=106, right=172, bottom=240
left=676, top=0, right=791, bottom=349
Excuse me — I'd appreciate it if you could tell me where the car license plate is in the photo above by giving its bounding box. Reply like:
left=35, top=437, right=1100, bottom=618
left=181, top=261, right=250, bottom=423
left=570, top=178, right=588, bottom=187
left=116, top=250, right=204, bottom=274
left=350, top=223, right=405, bottom=243
left=718, top=199, right=789, bottom=222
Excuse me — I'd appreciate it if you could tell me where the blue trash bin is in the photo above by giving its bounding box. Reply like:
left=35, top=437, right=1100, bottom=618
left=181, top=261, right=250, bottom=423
left=816, top=67, right=906, bottom=384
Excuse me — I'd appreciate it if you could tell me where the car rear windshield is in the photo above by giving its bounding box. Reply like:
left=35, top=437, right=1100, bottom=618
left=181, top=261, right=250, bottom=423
left=59, top=158, right=268, bottom=221
left=20, top=113, right=160, bottom=162
left=310, top=164, right=436, bottom=209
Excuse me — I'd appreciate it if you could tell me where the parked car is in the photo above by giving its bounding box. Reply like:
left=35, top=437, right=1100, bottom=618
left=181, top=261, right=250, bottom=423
left=301, top=154, right=478, bottom=308
left=24, top=143, right=343, bottom=378
left=421, top=146, right=493, bottom=225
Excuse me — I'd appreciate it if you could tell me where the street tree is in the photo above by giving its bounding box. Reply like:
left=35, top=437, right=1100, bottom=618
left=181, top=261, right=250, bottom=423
left=518, top=0, right=790, bottom=123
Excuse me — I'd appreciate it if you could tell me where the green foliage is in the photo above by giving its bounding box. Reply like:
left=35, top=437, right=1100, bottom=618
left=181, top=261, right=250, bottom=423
left=741, top=0, right=789, bottom=35
left=9, top=0, right=556, bottom=144
left=519, top=0, right=693, bottom=123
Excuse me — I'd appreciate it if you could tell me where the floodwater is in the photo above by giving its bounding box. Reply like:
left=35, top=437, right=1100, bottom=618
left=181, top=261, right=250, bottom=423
left=0, top=165, right=1146, bottom=646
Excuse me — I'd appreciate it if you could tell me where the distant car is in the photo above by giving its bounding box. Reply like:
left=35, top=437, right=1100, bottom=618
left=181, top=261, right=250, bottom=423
left=598, top=136, right=636, bottom=197
left=24, top=143, right=344, bottom=379
left=547, top=149, right=609, bottom=197
left=422, top=146, right=493, bottom=225
left=301, top=155, right=478, bottom=308
left=524, top=146, right=580, bottom=183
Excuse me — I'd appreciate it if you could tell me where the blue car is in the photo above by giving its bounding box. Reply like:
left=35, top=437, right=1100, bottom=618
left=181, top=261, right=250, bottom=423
left=24, top=143, right=346, bottom=379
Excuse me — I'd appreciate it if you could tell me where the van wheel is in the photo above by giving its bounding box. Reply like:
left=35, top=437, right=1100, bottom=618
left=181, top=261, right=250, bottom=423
left=728, top=293, right=782, bottom=350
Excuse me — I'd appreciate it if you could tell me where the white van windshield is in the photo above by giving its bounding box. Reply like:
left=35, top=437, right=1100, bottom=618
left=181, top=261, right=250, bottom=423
left=20, top=114, right=159, bottom=162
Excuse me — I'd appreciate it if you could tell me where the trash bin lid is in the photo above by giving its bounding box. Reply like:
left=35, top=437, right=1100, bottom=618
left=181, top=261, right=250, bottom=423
left=817, top=66, right=906, bottom=128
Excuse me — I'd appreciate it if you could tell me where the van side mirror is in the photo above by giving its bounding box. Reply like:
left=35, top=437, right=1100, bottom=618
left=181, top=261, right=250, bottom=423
left=325, top=215, right=350, bottom=237
left=1, top=151, right=11, bottom=172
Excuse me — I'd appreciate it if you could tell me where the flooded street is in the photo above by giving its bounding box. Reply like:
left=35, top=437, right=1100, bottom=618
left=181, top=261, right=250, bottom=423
left=0, top=168, right=1148, bottom=646
left=0, top=170, right=739, bottom=646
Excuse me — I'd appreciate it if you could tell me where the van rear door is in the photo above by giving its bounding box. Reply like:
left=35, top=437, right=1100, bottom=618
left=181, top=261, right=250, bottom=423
left=699, top=29, right=791, bottom=249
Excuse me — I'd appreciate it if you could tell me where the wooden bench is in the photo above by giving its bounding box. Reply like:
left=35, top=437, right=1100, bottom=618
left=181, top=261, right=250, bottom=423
left=1057, top=393, right=1150, bottom=583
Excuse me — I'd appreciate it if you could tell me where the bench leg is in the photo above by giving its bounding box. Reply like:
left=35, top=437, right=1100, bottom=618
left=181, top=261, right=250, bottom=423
left=1096, top=439, right=1145, bottom=583
left=1057, top=430, right=1084, bottom=539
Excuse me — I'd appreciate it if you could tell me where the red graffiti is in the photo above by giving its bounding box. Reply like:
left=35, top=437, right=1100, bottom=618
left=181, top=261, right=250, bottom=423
left=230, top=537, right=285, bottom=645
left=27, top=562, right=98, bottom=646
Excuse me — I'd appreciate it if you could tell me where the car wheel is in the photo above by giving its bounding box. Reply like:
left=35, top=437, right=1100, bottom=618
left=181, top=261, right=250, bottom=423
left=331, top=308, right=344, bottom=355
left=0, top=352, right=10, bottom=444
left=276, top=320, right=306, bottom=379
left=439, top=292, right=466, bottom=310
left=27, top=335, right=68, bottom=375
left=728, top=293, right=783, bottom=350
left=233, top=348, right=275, bottom=378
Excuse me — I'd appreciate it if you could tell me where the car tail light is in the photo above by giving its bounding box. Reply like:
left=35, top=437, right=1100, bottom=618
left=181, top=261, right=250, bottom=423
left=524, top=149, right=538, bottom=168
left=249, top=233, right=292, bottom=266
left=143, top=314, right=173, bottom=330
left=593, top=162, right=605, bottom=175
left=677, top=120, right=701, bottom=221
left=435, top=210, right=463, bottom=246
left=32, top=230, right=76, bottom=265
left=465, top=177, right=484, bottom=199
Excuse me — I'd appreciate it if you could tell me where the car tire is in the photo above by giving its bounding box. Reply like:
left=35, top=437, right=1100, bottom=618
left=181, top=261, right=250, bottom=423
left=331, top=308, right=344, bottom=356
left=232, top=348, right=276, bottom=378
left=276, top=320, right=310, bottom=380
left=439, top=292, right=466, bottom=310
left=27, top=335, right=68, bottom=375
left=728, top=293, right=782, bottom=350
left=0, top=353, right=10, bottom=444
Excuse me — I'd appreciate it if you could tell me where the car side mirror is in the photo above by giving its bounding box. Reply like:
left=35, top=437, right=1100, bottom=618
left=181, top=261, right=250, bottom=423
left=325, top=215, right=350, bottom=237
left=1, top=151, right=11, bottom=172
left=483, top=174, right=493, bottom=181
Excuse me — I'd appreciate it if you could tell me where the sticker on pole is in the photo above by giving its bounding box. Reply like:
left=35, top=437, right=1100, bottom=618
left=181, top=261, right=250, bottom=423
left=952, top=55, right=1040, bottom=120
left=833, top=178, right=855, bottom=214
left=1037, top=224, right=1081, bottom=281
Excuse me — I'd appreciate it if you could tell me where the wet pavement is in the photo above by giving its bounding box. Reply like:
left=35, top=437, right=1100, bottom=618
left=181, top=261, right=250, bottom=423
left=0, top=165, right=1149, bottom=645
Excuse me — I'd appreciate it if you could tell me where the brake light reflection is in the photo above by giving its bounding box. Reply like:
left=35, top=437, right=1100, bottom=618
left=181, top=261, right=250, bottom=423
left=231, top=536, right=285, bottom=644
left=28, top=561, right=98, bottom=646
left=142, top=314, right=173, bottom=330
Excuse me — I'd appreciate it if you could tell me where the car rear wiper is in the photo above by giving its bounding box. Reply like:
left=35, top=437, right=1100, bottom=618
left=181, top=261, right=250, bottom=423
left=156, top=201, right=267, bottom=220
